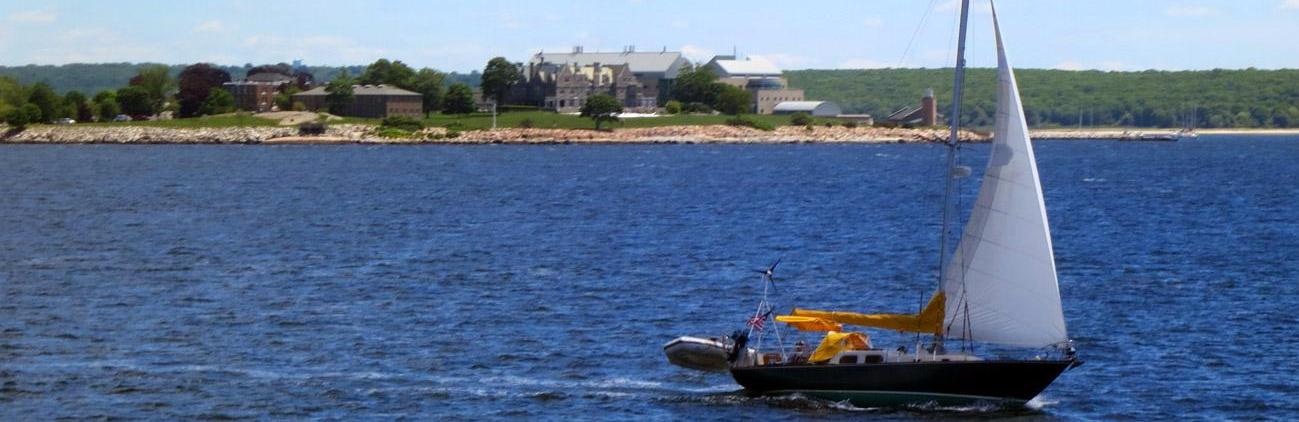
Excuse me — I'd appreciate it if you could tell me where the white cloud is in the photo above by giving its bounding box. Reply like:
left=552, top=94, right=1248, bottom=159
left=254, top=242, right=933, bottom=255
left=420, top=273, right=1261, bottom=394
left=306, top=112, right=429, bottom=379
left=242, top=34, right=386, bottom=64
left=1052, top=60, right=1125, bottom=71
left=24, top=28, right=162, bottom=63
left=7, top=9, right=57, bottom=24
left=1164, top=5, right=1217, bottom=17
left=680, top=44, right=715, bottom=63
left=862, top=17, right=883, bottom=28
left=1282, top=0, right=1299, bottom=9
left=1053, top=60, right=1084, bottom=71
left=194, top=20, right=230, bottom=33
left=747, top=54, right=811, bottom=70
left=1099, top=61, right=1125, bottom=71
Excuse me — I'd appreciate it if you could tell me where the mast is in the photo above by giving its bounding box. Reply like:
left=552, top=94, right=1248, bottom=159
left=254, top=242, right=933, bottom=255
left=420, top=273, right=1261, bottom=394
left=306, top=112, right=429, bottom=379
left=937, top=0, right=971, bottom=295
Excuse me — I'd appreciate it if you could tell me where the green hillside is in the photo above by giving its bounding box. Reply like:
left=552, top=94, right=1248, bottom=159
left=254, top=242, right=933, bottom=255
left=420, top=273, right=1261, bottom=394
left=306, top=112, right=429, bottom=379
left=786, top=68, right=1299, bottom=128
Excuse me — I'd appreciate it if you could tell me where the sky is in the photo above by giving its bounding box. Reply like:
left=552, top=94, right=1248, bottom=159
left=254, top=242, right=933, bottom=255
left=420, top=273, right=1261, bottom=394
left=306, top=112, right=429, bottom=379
left=1, top=0, right=1298, bottom=72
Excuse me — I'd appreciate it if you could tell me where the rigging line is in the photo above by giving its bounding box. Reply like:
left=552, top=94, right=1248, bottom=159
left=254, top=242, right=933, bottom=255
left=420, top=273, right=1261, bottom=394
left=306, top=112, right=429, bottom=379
left=896, top=0, right=943, bottom=68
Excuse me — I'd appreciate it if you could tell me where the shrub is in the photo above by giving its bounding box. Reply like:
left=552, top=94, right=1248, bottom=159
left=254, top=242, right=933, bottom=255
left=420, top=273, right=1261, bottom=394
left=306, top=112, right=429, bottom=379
left=291, top=101, right=307, bottom=112
left=375, top=127, right=413, bottom=138
left=664, top=100, right=683, bottom=114
left=683, top=102, right=713, bottom=114
left=381, top=116, right=424, bottom=132
left=843, top=120, right=859, bottom=128
left=789, top=112, right=813, bottom=126
left=725, top=115, right=774, bottom=131
left=824, top=121, right=835, bottom=128
left=499, top=105, right=540, bottom=113
left=446, top=129, right=462, bottom=139
left=298, top=122, right=327, bottom=135
left=519, top=118, right=534, bottom=129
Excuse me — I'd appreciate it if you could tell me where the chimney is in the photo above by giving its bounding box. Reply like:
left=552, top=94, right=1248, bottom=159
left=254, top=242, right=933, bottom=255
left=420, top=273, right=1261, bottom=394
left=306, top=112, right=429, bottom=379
left=921, top=88, right=938, bottom=126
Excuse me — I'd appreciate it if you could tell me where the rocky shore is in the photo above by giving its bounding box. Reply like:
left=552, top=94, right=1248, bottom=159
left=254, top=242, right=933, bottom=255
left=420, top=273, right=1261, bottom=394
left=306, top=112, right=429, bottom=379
left=1, top=124, right=989, bottom=145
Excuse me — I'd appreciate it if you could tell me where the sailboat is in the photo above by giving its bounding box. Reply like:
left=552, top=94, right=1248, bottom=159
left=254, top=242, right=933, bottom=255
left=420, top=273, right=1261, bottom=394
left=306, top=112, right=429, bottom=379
left=725, top=0, right=1081, bottom=406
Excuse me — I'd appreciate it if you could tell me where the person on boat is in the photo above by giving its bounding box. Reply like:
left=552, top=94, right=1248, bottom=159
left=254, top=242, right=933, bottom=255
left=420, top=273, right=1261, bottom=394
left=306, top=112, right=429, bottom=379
left=791, top=341, right=808, bottom=363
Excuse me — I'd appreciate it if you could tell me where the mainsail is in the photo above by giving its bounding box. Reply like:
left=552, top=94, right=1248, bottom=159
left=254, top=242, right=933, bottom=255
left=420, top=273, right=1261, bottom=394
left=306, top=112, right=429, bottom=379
left=940, top=7, right=1068, bottom=348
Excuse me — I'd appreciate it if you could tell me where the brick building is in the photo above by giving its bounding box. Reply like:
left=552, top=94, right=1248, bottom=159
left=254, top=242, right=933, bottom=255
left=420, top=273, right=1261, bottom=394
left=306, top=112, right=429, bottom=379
left=223, top=81, right=281, bottom=112
left=887, top=88, right=941, bottom=126
left=291, top=84, right=422, bottom=118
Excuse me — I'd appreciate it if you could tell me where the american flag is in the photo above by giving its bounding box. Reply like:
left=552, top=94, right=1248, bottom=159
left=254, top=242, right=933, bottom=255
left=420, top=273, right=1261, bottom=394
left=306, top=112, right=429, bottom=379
left=747, top=313, right=767, bottom=331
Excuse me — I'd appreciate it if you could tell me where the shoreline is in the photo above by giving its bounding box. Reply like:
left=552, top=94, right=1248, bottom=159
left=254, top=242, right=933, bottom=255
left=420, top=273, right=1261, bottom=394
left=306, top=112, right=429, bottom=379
left=1, top=125, right=1295, bottom=145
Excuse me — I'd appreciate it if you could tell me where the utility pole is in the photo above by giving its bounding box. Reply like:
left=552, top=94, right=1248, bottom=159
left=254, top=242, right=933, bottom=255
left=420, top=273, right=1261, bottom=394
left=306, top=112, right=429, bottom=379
left=491, top=101, right=498, bottom=130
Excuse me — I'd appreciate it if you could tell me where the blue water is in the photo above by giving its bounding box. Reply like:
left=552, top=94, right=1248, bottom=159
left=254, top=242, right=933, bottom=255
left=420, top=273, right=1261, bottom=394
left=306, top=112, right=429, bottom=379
left=1, top=137, right=1297, bottom=420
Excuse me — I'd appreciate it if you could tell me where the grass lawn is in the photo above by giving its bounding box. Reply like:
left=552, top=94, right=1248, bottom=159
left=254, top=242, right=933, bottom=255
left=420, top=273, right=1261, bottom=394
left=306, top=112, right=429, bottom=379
left=346, top=111, right=841, bottom=131
left=77, top=114, right=280, bottom=128
left=58, top=111, right=844, bottom=131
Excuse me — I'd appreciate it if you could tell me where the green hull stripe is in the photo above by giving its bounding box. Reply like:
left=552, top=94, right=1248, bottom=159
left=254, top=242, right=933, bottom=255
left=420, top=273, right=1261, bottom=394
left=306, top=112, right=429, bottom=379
left=767, top=389, right=1028, bottom=406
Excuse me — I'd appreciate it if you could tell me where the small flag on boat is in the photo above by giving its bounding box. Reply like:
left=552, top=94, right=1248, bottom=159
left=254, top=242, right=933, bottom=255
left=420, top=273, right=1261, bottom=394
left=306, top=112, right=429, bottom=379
left=747, top=313, right=767, bottom=330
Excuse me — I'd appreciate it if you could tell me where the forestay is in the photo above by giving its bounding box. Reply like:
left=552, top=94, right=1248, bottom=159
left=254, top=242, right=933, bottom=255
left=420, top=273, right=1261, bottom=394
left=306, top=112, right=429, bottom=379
left=940, top=7, right=1068, bottom=348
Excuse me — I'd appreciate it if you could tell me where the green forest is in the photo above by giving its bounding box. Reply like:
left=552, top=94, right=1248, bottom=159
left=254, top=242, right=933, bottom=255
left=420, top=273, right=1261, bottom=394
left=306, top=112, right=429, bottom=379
left=786, top=68, right=1299, bottom=129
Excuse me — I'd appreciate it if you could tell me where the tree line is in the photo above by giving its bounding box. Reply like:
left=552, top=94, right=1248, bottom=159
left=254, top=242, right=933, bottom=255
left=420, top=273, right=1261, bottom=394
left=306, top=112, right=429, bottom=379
left=786, top=68, right=1299, bottom=129
left=0, top=63, right=480, bottom=98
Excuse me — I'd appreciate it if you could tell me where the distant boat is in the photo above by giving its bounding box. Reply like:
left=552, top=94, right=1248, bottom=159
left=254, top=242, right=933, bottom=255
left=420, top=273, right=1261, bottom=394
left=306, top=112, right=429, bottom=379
left=716, top=0, right=1081, bottom=407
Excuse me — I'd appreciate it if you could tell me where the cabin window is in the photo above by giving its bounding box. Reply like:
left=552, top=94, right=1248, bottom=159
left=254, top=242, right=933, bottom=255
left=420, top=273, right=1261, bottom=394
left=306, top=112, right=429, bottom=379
left=864, top=355, right=884, bottom=364
left=838, top=355, right=858, bottom=364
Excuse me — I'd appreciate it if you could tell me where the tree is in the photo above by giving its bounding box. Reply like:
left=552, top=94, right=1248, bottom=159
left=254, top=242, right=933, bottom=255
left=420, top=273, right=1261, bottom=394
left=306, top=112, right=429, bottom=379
left=325, top=71, right=355, bottom=115
left=580, top=94, right=623, bottom=130
left=443, top=83, right=476, bottom=114
left=480, top=57, right=520, bottom=105
left=27, top=83, right=61, bottom=123
left=410, top=68, right=446, bottom=116
left=199, top=88, right=235, bottom=116
left=5, top=103, right=42, bottom=129
left=670, top=65, right=721, bottom=105
left=128, top=64, right=175, bottom=114
left=116, top=86, right=154, bottom=117
left=275, top=86, right=301, bottom=111
left=63, top=91, right=94, bottom=122
left=358, top=59, right=417, bottom=88
left=714, top=84, right=753, bottom=115
left=177, top=64, right=232, bottom=117
left=93, top=91, right=120, bottom=121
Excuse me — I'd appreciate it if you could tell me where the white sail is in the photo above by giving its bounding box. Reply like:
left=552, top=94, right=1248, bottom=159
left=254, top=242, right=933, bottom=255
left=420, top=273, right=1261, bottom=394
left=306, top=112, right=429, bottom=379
left=941, top=8, right=1068, bottom=348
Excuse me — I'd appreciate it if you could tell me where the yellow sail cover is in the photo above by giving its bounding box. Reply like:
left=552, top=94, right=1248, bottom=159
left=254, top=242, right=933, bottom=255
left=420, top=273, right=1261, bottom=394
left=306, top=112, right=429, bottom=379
left=808, top=331, right=871, bottom=363
left=792, top=292, right=946, bottom=335
left=774, top=316, right=843, bottom=332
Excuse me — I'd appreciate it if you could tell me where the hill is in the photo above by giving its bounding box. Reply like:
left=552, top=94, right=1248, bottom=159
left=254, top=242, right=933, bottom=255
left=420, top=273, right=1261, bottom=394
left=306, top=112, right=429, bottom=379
left=786, top=68, right=1299, bottom=128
